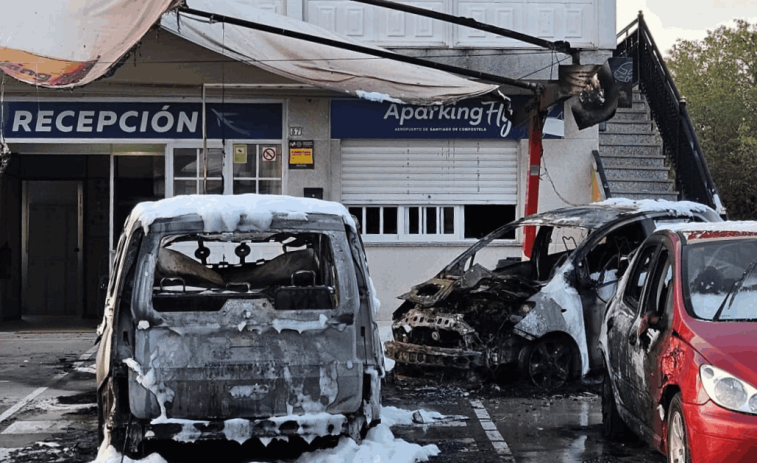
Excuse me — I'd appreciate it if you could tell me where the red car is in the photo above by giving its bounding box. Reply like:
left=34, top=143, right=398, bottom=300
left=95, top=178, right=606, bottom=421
left=600, top=222, right=757, bottom=463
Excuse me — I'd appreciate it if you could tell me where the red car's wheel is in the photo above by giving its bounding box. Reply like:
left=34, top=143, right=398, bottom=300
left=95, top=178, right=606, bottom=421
left=667, top=393, right=691, bottom=463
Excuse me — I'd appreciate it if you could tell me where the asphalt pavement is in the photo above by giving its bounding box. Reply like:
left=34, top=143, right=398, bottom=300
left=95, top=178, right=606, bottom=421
left=0, top=317, right=666, bottom=463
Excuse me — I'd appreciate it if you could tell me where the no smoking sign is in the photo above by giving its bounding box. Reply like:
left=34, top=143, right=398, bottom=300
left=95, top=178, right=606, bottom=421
left=262, top=146, right=277, bottom=162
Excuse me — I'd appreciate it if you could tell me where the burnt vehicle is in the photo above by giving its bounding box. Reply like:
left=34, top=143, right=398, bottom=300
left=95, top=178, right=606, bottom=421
left=385, top=199, right=720, bottom=389
left=95, top=194, right=384, bottom=456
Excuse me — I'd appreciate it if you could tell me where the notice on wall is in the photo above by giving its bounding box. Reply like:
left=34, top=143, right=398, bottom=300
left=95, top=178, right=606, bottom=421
left=233, top=144, right=248, bottom=164
left=289, top=140, right=314, bottom=169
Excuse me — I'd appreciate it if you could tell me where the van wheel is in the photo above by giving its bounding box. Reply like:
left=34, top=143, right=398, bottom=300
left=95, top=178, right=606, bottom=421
left=519, top=337, right=573, bottom=390
left=667, top=393, right=691, bottom=463
left=602, top=369, right=629, bottom=440
left=348, top=413, right=367, bottom=445
left=99, top=383, right=125, bottom=452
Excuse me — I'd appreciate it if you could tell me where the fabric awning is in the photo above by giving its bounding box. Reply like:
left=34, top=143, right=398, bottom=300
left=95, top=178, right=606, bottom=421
left=162, top=0, right=500, bottom=105
left=0, top=0, right=178, bottom=88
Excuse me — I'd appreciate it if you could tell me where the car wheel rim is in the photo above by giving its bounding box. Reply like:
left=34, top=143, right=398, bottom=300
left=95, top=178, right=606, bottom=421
left=529, top=340, right=570, bottom=389
left=669, top=411, right=686, bottom=463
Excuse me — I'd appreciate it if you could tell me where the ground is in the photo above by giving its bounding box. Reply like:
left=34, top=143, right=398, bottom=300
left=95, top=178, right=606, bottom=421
left=0, top=330, right=665, bottom=463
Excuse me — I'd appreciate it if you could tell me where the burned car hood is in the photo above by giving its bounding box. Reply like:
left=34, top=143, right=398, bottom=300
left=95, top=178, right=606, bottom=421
left=398, top=200, right=719, bottom=308
left=399, top=264, right=540, bottom=308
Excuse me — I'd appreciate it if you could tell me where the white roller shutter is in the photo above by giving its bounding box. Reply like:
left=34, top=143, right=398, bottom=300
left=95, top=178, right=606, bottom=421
left=341, top=140, right=518, bottom=204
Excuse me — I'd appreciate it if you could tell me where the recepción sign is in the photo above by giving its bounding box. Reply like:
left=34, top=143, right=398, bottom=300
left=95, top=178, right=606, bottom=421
left=331, top=97, right=563, bottom=139
left=1, top=102, right=282, bottom=139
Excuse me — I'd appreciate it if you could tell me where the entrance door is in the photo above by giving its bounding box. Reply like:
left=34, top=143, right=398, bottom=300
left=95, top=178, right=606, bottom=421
left=23, top=181, right=82, bottom=315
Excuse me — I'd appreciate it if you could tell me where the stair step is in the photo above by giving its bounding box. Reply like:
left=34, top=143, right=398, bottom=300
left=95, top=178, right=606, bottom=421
left=616, top=99, right=650, bottom=112
left=601, top=156, right=667, bottom=169
left=605, top=167, right=671, bottom=181
left=600, top=133, right=661, bottom=145
left=599, top=144, right=663, bottom=157
left=609, top=191, right=679, bottom=201
left=608, top=111, right=650, bottom=122
left=607, top=179, right=677, bottom=193
left=604, top=121, right=655, bottom=133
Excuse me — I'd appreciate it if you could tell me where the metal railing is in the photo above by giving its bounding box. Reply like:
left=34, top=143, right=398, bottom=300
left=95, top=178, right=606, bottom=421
left=592, top=150, right=612, bottom=200
left=615, top=13, right=724, bottom=215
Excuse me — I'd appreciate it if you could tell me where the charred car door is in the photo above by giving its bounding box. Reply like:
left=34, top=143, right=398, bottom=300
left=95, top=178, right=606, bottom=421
left=605, top=241, right=660, bottom=420
left=574, top=221, right=647, bottom=371
left=625, top=239, right=675, bottom=433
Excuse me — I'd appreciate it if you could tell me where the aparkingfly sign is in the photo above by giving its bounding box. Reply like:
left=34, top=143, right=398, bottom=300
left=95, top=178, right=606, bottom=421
left=331, top=97, right=564, bottom=139
left=1, top=102, right=282, bottom=139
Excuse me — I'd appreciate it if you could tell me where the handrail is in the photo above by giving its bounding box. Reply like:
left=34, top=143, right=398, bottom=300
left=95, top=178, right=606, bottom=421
left=592, top=150, right=612, bottom=200
left=615, top=13, right=725, bottom=216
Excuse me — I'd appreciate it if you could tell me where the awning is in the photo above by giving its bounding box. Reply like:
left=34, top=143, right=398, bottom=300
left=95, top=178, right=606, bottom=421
left=0, top=0, right=178, bottom=88
left=162, top=0, right=500, bottom=105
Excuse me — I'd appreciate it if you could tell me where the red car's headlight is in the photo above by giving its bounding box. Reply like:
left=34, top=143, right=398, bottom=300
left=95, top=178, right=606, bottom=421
left=700, top=364, right=757, bottom=415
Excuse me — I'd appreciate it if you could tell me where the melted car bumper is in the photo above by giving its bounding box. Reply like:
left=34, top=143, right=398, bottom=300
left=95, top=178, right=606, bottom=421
left=683, top=400, right=757, bottom=463
left=144, top=413, right=349, bottom=444
left=384, top=340, right=484, bottom=369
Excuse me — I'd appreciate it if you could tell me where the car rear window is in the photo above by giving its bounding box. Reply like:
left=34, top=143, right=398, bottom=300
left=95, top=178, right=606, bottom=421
left=151, top=231, right=338, bottom=312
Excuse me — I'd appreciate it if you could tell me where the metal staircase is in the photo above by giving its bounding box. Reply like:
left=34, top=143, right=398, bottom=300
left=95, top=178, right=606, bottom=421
left=598, top=87, right=677, bottom=201
left=598, top=12, right=724, bottom=214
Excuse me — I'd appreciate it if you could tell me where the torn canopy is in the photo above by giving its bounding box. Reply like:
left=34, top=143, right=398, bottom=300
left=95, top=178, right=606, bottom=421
left=162, top=0, right=500, bottom=105
left=0, top=0, right=178, bottom=88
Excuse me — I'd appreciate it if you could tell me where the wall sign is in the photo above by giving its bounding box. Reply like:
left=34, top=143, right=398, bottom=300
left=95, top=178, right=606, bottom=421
left=331, top=96, right=563, bottom=140
left=2, top=102, right=282, bottom=139
left=289, top=140, right=314, bottom=169
left=233, top=144, right=248, bottom=164
left=261, top=146, right=278, bottom=162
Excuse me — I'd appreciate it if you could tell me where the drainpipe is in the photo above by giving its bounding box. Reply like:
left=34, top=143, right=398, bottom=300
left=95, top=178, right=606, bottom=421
left=523, top=109, right=546, bottom=258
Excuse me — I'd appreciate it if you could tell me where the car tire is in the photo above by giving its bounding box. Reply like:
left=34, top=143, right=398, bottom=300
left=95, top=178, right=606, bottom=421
left=602, top=369, right=630, bottom=440
left=348, top=412, right=368, bottom=445
left=667, top=393, right=691, bottom=463
left=519, top=337, right=574, bottom=390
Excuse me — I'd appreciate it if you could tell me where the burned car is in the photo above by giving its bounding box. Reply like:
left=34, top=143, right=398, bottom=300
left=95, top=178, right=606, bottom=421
left=385, top=199, right=720, bottom=389
left=600, top=222, right=757, bottom=463
left=95, top=194, right=384, bottom=456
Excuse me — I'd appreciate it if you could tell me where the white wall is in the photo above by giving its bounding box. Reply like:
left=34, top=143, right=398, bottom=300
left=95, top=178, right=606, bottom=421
left=366, top=242, right=523, bottom=323
left=250, top=0, right=616, bottom=51
left=364, top=97, right=599, bottom=324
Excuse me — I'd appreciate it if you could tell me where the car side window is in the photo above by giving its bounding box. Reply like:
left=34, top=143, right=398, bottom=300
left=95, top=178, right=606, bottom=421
left=623, top=244, right=659, bottom=311
left=645, top=249, right=673, bottom=320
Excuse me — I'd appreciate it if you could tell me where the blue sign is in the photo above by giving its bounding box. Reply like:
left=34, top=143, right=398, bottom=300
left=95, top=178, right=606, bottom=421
left=2, top=102, right=282, bottom=139
left=331, top=97, right=563, bottom=139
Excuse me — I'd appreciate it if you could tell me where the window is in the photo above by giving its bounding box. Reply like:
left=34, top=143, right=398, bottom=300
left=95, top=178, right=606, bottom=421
left=167, top=142, right=283, bottom=197
left=152, top=231, right=338, bottom=312
left=232, top=144, right=282, bottom=195
left=624, top=244, right=658, bottom=310
left=172, top=147, right=224, bottom=195
left=347, top=204, right=514, bottom=241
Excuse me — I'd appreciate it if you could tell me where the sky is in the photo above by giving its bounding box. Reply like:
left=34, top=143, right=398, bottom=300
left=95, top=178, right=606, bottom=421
left=617, top=0, right=757, bottom=55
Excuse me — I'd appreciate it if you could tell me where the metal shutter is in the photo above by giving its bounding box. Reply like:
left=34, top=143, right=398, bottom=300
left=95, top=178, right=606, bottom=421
left=341, top=140, right=518, bottom=204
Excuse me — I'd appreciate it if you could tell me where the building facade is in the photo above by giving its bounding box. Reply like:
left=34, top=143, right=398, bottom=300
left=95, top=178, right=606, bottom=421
left=0, top=0, right=615, bottom=324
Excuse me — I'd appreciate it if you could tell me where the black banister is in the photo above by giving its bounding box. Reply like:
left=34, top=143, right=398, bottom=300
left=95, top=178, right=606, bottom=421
left=592, top=150, right=612, bottom=200
left=615, top=12, right=724, bottom=216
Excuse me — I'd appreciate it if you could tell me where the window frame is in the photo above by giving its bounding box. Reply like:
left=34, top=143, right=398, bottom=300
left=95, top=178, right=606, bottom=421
left=165, top=139, right=285, bottom=197
left=346, top=203, right=516, bottom=243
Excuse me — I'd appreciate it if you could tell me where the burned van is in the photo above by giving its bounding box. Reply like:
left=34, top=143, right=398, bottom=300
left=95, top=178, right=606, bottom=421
left=385, top=199, right=720, bottom=390
left=95, top=195, right=383, bottom=456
